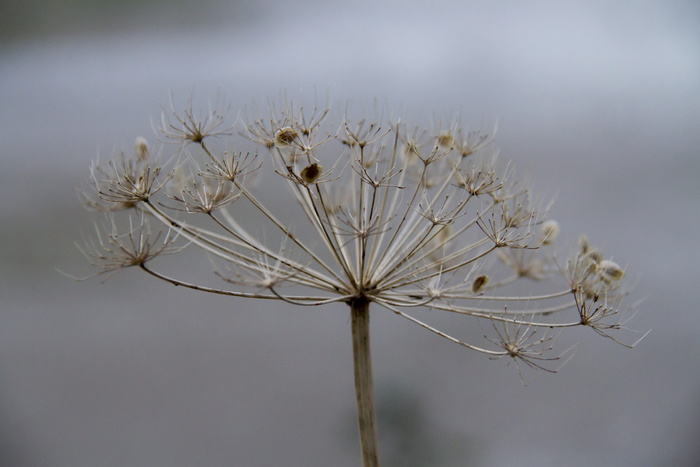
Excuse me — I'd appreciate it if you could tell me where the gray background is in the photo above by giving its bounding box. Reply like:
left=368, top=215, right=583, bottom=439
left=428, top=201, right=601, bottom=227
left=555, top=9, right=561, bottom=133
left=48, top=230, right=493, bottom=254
left=1, top=0, right=699, bottom=465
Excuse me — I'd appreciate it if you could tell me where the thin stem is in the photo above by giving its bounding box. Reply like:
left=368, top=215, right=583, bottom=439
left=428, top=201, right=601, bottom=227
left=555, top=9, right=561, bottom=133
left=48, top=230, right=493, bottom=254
left=351, top=298, right=380, bottom=467
left=139, top=264, right=343, bottom=303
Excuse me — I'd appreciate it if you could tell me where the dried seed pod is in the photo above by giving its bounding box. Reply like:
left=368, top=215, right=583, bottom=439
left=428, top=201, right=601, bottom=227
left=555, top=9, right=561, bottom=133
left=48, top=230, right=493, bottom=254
left=135, top=136, right=149, bottom=162
left=540, top=220, right=560, bottom=245
left=597, top=260, right=624, bottom=282
left=300, top=163, right=323, bottom=184
left=436, top=131, right=455, bottom=148
left=472, top=274, right=489, bottom=293
left=274, top=127, right=298, bottom=147
left=586, top=247, right=603, bottom=264
left=578, top=235, right=602, bottom=263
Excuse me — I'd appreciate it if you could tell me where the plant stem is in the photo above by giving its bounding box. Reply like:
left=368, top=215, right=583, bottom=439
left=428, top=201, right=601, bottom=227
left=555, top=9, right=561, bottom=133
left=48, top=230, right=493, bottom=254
left=351, top=298, right=380, bottom=467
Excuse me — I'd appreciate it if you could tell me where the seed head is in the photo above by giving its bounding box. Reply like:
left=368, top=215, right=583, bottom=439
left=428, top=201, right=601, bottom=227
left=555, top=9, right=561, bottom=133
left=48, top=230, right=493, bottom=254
left=78, top=95, right=642, bottom=383
left=158, top=93, right=232, bottom=144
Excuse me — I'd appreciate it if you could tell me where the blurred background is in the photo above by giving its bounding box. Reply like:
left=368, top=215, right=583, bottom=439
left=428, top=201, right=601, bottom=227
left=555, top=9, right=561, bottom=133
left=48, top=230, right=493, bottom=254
left=1, top=0, right=699, bottom=466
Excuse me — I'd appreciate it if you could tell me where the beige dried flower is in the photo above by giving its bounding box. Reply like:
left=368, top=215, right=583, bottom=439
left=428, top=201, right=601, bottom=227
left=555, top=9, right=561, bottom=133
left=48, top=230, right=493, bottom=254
left=77, top=94, right=643, bottom=467
left=157, top=92, right=232, bottom=144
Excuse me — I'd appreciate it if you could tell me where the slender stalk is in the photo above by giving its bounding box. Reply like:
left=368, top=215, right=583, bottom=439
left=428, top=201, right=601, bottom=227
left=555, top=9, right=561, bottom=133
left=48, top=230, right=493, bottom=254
left=350, top=298, right=380, bottom=467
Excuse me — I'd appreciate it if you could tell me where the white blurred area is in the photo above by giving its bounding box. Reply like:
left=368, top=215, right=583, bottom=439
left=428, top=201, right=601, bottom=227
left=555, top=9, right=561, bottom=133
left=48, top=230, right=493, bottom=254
left=1, top=1, right=699, bottom=466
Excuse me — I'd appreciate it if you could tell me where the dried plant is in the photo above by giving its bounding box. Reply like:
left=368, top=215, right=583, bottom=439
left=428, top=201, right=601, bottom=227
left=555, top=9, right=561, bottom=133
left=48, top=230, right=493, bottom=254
left=77, top=94, right=644, bottom=466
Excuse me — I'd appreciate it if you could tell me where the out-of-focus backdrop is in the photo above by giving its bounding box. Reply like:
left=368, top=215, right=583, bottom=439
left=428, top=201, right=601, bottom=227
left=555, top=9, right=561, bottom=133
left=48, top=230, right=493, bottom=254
left=1, top=1, right=699, bottom=466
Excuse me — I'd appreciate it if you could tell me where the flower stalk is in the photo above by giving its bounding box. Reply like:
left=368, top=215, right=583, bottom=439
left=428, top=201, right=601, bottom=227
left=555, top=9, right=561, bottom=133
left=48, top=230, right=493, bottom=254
left=351, top=297, right=380, bottom=467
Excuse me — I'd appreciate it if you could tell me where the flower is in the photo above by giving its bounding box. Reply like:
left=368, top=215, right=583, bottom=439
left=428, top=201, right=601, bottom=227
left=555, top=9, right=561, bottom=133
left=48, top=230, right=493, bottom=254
left=157, top=92, right=232, bottom=144
left=80, top=95, right=642, bottom=380
left=76, top=213, right=184, bottom=281
left=84, top=150, right=171, bottom=210
left=167, top=174, right=241, bottom=214
left=485, top=318, right=563, bottom=385
left=79, top=95, right=643, bottom=463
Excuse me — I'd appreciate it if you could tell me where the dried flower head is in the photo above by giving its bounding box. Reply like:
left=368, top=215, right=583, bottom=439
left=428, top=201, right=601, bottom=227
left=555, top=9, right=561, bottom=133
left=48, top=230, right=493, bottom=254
left=157, top=93, right=232, bottom=144
left=167, top=175, right=241, bottom=214
left=76, top=214, right=184, bottom=281
left=81, top=94, right=642, bottom=368
left=77, top=94, right=643, bottom=465
left=485, top=318, right=565, bottom=385
left=84, top=151, right=172, bottom=210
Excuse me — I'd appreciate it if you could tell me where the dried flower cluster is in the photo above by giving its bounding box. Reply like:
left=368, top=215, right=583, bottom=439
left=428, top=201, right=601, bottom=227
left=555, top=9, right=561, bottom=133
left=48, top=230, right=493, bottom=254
left=77, top=94, right=643, bottom=466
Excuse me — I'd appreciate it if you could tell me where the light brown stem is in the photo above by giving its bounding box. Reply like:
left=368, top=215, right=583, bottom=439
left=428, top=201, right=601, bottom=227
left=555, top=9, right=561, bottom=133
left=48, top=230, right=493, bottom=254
left=351, top=298, right=380, bottom=467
